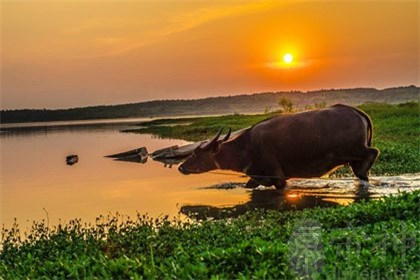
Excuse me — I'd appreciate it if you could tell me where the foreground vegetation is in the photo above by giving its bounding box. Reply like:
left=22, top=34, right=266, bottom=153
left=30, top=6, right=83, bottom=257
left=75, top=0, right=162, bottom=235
left=1, top=191, right=418, bottom=279
left=127, top=102, right=420, bottom=175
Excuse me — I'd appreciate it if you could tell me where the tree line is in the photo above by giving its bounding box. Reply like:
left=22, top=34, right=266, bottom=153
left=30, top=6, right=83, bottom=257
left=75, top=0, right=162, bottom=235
left=1, top=86, right=418, bottom=123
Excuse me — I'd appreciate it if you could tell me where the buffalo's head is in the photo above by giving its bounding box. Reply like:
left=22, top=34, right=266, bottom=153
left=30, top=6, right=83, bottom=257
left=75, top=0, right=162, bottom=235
left=178, top=128, right=231, bottom=175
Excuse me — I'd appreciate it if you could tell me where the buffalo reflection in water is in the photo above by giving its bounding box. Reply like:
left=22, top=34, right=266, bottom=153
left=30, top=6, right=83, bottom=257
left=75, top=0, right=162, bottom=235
left=180, top=189, right=346, bottom=220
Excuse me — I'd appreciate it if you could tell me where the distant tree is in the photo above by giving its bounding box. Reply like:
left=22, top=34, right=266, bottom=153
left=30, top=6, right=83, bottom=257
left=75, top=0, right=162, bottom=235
left=278, top=97, right=294, bottom=112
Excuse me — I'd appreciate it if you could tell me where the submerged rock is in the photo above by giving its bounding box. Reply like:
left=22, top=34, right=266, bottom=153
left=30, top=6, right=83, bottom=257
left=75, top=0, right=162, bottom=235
left=66, top=154, right=79, bottom=165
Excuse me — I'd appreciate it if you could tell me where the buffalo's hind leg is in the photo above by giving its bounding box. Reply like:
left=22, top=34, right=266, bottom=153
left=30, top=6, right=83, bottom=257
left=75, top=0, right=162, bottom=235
left=246, top=177, right=286, bottom=190
left=273, top=178, right=287, bottom=190
left=350, top=147, right=380, bottom=181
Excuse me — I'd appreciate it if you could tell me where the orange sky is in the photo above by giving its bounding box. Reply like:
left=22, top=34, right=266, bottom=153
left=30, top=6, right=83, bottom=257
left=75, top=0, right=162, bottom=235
left=1, top=0, right=419, bottom=109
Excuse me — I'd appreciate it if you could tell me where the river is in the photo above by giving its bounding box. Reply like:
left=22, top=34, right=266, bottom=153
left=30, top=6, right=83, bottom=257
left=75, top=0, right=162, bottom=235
left=0, top=119, right=249, bottom=228
left=1, top=118, right=418, bottom=228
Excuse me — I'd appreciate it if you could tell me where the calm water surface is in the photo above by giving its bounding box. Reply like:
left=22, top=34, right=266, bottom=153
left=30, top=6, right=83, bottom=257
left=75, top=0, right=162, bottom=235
left=1, top=120, right=249, bottom=228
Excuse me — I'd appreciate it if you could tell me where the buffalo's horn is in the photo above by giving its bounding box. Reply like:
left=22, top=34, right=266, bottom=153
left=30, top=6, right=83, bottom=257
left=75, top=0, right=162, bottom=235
left=200, top=128, right=223, bottom=150
left=222, top=128, right=231, bottom=142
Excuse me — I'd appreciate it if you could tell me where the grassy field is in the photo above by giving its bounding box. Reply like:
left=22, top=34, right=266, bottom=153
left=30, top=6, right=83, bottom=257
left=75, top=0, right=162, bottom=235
left=1, top=191, right=418, bottom=279
left=126, top=102, right=420, bottom=175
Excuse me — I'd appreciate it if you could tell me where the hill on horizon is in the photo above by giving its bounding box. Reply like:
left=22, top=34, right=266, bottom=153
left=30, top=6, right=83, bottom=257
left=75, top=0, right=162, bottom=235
left=1, top=86, right=419, bottom=124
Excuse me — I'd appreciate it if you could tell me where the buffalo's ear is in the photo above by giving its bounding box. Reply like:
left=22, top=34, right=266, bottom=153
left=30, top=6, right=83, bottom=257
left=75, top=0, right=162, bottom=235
left=197, top=140, right=211, bottom=151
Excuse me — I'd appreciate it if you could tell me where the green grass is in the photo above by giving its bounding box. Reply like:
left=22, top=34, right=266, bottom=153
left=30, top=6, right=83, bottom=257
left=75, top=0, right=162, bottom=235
left=1, top=191, right=419, bottom=279
left=358, top=102, right=420, bottom=175
left=124, top=111, right=280, bottom=142
left=127, top=102, right=420, bottom=175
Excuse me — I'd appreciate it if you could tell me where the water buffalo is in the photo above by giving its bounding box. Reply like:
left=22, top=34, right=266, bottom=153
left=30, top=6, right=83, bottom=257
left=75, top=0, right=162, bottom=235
left=178, top=104, right=379, bottom=189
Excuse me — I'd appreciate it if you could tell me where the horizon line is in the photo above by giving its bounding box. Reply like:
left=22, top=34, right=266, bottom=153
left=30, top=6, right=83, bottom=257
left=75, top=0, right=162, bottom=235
left=1, top=84, right=418, bottom=112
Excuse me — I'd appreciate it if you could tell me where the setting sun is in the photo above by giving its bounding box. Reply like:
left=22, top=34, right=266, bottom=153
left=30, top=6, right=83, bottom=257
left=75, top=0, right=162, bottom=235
left=283, top=53, right=293, bottom=64
left=2, top=1, right=418, bottom=108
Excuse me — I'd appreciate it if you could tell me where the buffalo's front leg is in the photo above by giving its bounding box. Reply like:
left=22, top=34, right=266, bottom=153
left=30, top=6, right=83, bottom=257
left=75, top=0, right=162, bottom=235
left=245, top=176, right=272, bottom=188
left=245, top=178, right=260, bottom=189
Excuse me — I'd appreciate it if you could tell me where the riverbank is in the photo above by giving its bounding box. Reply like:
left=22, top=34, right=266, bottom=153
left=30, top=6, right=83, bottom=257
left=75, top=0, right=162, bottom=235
left=1, top=191, right=418, bottom=278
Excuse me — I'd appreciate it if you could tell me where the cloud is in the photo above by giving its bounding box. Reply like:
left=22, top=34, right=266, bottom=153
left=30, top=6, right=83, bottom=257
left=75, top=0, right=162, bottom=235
left=63, top=1, right=281, bottom=58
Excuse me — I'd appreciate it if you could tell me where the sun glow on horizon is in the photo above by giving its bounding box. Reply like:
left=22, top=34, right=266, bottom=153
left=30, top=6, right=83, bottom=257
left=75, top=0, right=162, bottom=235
left=268, top=50, right=300, bottom=69
left=283, top=53, right=293, bottom=64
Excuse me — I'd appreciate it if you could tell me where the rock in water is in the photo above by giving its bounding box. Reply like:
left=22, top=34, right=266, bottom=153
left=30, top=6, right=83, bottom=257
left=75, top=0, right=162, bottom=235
left=66, top=155, right=79, bottom=165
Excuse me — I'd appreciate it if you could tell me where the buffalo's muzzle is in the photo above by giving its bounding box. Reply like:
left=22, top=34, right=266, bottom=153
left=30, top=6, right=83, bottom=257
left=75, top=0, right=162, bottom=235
left=178, top=165, right=190, bottom=175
